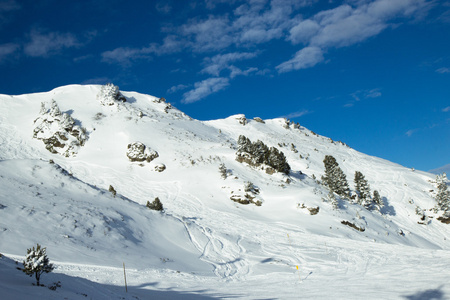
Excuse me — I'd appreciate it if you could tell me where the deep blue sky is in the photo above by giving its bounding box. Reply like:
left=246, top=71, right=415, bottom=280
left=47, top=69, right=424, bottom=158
left=0, top=0, right=449, bottom=171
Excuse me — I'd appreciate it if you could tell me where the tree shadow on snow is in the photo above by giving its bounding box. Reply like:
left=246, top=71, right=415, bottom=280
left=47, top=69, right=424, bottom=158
left=403, top=285, right=446, bottom=300
left=0, top=255, right=241, bottom=299
left=380, top=197, right=396, bottom=216
left=288, top=170, right=308, bottom=181
left=125, top=96, right=137, bottom=104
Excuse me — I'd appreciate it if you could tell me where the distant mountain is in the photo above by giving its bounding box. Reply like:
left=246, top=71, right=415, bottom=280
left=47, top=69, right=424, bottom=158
left=429, top=164, right=450, bottom=175
left=0, top=84, right=449, bottom=299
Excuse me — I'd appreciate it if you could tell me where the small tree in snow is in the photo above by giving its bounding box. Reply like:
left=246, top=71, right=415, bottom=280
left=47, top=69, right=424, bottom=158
left=219, top=163, right=228, bottom=179
left=354, top=171, right=371, bottom=208
left=435, top=173, right=450, bottom=215
left=373, top=190, right=383, bottom=212
left=22, top=244, right=54, bottom=286
left=97, top=83, right=126, bottom=106
left=147, top=197, right=163, bottom=211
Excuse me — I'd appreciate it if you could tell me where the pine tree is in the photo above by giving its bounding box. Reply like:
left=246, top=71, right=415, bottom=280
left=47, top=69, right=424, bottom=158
left=322, top=155, right=350, bottom=198
left=435, top=173, right=450, bottom=214
left=327, top=191, right=339, bottom=209
left=22, top=244, right=54, bottom=286
left=373, top=190, right=383, bottom=212
left=354, top=171, right=371, bottom=208
left=219, top=163, right=228, bottom=179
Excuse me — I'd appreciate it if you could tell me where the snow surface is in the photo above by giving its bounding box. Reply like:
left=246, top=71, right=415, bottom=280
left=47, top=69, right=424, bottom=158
left=0, top=84, right=449, bottom=299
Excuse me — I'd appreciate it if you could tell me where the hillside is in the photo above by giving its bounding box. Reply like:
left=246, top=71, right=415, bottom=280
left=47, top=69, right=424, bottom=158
left=0, top=84, right=449, bottom=299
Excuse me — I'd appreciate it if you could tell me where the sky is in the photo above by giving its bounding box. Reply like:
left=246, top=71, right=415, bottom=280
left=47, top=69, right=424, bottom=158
left=0, top=0, right=448, bottom=172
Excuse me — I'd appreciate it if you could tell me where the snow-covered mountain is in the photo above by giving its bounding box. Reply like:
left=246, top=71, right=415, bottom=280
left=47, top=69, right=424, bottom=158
left=0, top=84, right=449, bottom=299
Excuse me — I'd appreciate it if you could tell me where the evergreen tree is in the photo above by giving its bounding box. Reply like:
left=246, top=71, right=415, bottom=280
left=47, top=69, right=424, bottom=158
left=219, top=163, right=228, bottom=179
left=326, top=191, right=339, bottom=209
left=373, top=190, right=383, bottom=212
left=435, top=173, right=450, bottom=214
left=22, top=244, right=54, bottom=286
left=354, top=171, right=371, bottom=208
left=322, top=155, right=350, bottom=198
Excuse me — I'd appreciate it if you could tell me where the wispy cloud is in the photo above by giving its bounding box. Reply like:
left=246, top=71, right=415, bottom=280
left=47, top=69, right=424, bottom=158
left=0, top=0, right=20, bottom=12
left=347, top=88, right=382, bottom=106
left=229, top=66, right=258, bottom=78
left=24, top=29, right=81, bottom=57
left=352, top=88, right=382, bottom=100
left=101, top=47, right=153, bottom=66
left=436, top=67, right=450, bottom=73
left=201, top=52, right=259, bottom=76
left=167, top=84, right=189, bottom=94
left=182, top=77, right=230, bottom=103
left=80, top=77, right=111, bottom=85
left=0, top=43, right=19, bottom=62
left=0, top=0, right=20, bottom=26
left=155, top=2, right=172, bottom=14
left=282, top=109, right=311, bottom=119
left=276, top=46, right=324, bottom=73
left=443, top=106, right=450, bottom=112
left=405, top=129, right=417, bottom=137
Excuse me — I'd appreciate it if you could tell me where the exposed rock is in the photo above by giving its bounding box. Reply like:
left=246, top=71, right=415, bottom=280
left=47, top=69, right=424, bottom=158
left=147, top=197, right=163, bottom=211
left=155, top=164, right=166, bottom=172
left=126, top=142, right=159, bottom=162
left=33, top=100, right=88, bottom=157
left=236, top=115, right=248, bottom=125
left=341, top=220, right=365, bottom=232
left=253, top=117, right=265, bottom=124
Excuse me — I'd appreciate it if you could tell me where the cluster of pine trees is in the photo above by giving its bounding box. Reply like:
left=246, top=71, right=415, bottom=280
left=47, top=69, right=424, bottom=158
left=236, top=135, right=290, bottom=174
left=322, top=155, right=383, bottom=211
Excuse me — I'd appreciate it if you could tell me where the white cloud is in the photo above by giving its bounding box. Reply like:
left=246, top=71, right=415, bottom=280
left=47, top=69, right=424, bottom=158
left=229, top=66, right=258, bottom=78
left=0, top=0, right=19, bottom=10
left=282, top=109, right=311, bottom=119
left=24, top=29, right=80, bottom=57
left=201, top=52, right=259, bottom=76
left=436, top=67, right=450, bottom=74
left=0, top=0, right=20, bottom=26
left=405, top=129, right=417, bottom=137
left=289, top=19, right=321, bottom=44
left=348, top=88, right=382, bottom=107
left=101, top=47, right=152, bottom=65
left=443, top=106, right=450, bottom=112
left=182, top=77, right=230, bottom=103
left=365, top=88, right=382, bottom=98
left=81, top=77, right=111, bottom=85
left=181, top=16, right=234, bottom=52
left=0, top=43, right=19, bottom=62
left=276, top=46, right=324, bottom=73
left=167, top=84, right=189, bottom=94
left=155, top=2, right=172, bottom=14
left=279, top=0, right=431, bottom=72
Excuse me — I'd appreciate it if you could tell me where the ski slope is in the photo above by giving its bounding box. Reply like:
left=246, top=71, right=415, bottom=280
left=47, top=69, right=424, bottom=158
left=0, top=85, right=449, bottom=299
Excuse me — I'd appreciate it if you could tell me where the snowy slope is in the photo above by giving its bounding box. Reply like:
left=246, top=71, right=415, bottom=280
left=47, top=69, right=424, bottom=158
left=0, top=84, right=449, bottom=299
